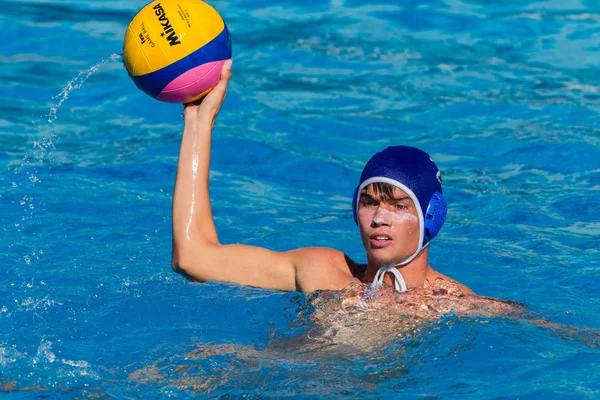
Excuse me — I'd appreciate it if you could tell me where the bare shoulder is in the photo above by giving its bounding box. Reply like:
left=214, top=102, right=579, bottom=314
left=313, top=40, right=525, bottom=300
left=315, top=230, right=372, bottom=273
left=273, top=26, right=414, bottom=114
left=287, top=246, right=346, bottom=263
left=427, top=270, right=476, bottom=296
left=285, top=247, right=358, bottom=292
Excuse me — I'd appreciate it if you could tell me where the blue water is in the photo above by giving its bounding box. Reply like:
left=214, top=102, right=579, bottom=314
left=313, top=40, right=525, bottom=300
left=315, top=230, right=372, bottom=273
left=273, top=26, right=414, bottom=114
left=1, top=0, right=600, bottom=397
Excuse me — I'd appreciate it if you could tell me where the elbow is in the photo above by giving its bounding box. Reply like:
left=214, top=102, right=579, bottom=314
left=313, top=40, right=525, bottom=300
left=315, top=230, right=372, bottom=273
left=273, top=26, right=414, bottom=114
left=171, top=246, right=208, bottom=282
left=171, top=246, right=184, bottom=274
left=171, top=257, right=184, bottom=275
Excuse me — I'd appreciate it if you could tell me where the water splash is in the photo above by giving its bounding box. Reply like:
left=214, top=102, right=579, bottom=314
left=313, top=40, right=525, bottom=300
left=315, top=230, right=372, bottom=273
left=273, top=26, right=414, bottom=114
left=47, top=53, right=122, bottom=126
left=13, top=53, right=123, bottom=251
left=26, top=52, right=125, bottom=167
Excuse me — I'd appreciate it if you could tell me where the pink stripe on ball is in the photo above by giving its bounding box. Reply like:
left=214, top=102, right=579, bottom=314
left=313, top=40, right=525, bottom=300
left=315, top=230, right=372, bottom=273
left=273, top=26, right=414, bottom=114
left=156, top=60, right=227, bottom=103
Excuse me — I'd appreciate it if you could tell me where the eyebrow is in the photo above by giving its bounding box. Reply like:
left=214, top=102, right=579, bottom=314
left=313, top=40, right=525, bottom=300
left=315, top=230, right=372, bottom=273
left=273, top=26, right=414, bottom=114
left=359, top=193, right=411, bottom=202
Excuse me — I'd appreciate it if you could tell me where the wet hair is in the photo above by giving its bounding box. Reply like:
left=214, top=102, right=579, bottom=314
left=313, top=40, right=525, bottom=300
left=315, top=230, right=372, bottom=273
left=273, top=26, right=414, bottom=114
left=359, top=182, right=399, bottom=203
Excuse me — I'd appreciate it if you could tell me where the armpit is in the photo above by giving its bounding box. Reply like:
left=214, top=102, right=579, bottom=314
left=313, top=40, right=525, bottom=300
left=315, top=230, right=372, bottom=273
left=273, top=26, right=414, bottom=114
left=344, top=254, right=366, bottom=281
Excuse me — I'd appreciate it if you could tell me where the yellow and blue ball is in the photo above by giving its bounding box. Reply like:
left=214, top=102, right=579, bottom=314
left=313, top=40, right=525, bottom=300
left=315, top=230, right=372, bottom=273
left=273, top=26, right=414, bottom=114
left=123, top=0, right=231, bottom=103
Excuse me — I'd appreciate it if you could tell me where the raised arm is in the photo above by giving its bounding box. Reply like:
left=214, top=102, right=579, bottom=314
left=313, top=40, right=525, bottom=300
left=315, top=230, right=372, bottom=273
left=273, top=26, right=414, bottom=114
left=171, top=62, right=355, bottom=292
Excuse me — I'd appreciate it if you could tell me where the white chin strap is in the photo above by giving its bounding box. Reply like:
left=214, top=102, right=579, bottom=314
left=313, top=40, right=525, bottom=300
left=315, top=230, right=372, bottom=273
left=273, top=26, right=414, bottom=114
left=371, top=266, right=408, bottom=292
left=369, top=243, right=429, bottom=293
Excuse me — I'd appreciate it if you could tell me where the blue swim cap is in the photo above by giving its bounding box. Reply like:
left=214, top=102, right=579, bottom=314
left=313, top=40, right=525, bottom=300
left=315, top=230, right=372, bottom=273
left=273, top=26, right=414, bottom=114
left=352, top=146, right=447, bottom=264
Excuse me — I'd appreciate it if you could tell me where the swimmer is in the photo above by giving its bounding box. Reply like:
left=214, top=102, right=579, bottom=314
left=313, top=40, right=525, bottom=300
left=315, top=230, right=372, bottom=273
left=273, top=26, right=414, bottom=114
left=172, top=61, right=474, bottom=298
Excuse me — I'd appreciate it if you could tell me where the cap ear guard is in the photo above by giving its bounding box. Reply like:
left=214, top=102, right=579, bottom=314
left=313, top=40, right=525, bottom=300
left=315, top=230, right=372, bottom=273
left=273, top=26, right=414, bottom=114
left=423, top=191, right=446, bottom=245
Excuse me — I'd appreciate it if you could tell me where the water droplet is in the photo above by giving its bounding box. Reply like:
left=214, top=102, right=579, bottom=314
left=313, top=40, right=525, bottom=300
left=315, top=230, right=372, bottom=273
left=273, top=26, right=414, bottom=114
left=1, top=306, right=7, bottom=312
left=11, top=182, right=17, bottom=188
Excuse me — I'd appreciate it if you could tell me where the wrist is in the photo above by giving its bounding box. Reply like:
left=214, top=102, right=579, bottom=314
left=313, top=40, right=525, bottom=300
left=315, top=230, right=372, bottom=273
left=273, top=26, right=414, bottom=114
left=184, top=113, right=214, bottom=132
left=196, top=115, right=215, bottom=128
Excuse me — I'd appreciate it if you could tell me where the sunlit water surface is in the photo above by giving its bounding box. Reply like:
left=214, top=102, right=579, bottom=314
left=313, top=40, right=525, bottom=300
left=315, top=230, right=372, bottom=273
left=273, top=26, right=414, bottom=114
left=1, top=0, right=599, bottom=397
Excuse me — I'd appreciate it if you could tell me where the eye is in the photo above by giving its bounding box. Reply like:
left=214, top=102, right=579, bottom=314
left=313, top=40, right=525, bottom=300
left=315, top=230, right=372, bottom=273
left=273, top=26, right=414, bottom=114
left=359, top=199, right=378, bottom=208
left=395, top=203, right=409, bottom=211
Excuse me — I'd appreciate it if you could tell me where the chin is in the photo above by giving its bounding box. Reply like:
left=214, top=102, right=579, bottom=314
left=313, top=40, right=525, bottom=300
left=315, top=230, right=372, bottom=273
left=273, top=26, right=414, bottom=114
left=367, top=248, right=409, bottom=267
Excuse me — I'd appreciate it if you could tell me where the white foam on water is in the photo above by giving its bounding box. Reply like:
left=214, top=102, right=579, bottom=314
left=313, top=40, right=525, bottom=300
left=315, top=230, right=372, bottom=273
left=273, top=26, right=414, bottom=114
left=0, top=342, right=23, bottom=367
left=34, top=340, right=56, bottom=364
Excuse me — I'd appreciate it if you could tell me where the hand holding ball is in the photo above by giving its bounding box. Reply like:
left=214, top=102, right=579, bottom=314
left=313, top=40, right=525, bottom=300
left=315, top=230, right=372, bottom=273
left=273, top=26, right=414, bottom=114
left=123, top=0, right=232, bottom=103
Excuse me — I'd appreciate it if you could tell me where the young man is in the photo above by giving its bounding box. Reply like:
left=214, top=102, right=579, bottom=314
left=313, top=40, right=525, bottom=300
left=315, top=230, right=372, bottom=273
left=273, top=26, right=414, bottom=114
left=172, top=61, right=474, bottom=296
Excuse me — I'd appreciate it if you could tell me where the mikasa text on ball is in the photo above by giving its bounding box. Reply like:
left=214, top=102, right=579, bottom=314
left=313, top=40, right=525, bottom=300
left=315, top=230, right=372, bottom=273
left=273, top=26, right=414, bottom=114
left=123, top=0, right=232, bottom=103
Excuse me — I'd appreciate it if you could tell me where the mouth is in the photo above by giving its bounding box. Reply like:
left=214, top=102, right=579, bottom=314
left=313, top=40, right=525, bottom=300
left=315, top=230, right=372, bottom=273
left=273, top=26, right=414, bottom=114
left=369, top=233, right=393, bottom=248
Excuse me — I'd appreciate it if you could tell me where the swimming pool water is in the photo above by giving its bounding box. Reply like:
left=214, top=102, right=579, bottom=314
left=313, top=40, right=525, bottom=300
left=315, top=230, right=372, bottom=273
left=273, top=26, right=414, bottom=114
left=1, top=0, right=599, bottom=397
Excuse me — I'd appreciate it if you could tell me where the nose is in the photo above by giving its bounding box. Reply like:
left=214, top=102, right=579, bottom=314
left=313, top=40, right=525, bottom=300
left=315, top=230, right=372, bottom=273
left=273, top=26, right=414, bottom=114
left=371, top=205, right=392, bottom=227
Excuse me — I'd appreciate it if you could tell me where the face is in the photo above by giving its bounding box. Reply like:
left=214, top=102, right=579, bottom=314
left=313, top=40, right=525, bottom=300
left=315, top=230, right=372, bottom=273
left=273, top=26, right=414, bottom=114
left=357, top=184, right=421, bottom=267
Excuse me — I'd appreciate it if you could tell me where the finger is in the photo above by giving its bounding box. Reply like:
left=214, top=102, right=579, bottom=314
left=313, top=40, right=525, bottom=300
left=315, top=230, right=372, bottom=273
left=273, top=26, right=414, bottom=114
left=212, top=59, right=232, bottom=95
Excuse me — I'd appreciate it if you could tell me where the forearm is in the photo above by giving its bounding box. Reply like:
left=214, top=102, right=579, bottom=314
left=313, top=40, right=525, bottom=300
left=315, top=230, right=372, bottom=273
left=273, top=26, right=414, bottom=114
left=172, top=113, right=219, bottom=260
